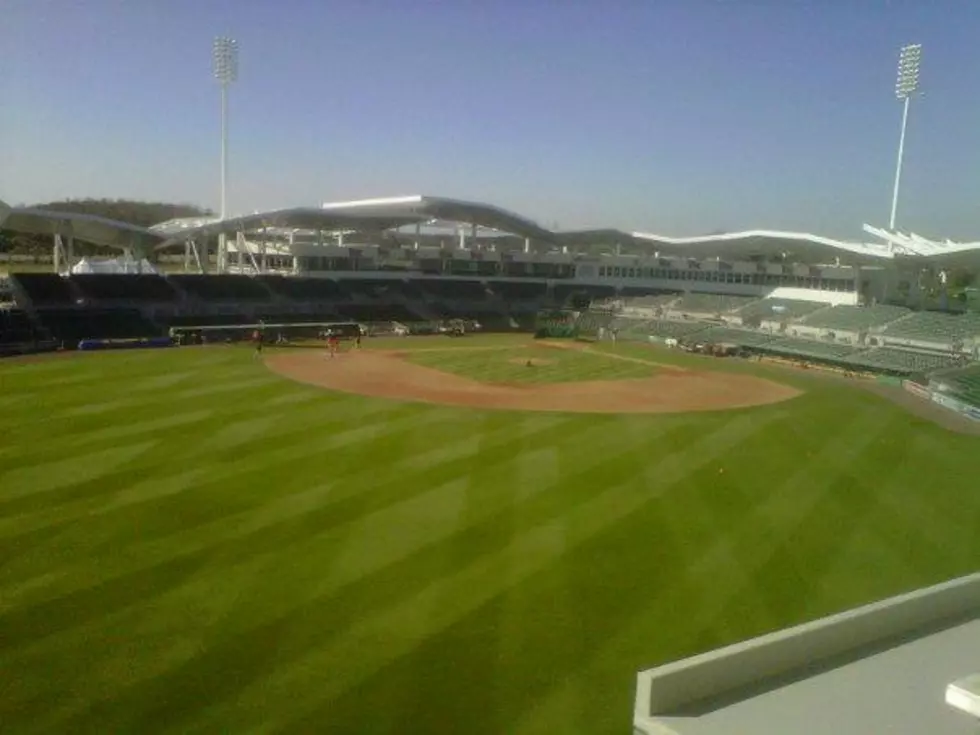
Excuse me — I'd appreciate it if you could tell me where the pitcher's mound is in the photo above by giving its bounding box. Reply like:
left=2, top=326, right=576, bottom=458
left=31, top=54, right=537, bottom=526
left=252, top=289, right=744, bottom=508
left=265, top=350, right=801, bottom=415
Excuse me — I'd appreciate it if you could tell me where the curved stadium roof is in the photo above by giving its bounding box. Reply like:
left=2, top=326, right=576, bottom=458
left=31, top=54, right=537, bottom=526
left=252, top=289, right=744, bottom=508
left=2, top=195, right=979, bottom=267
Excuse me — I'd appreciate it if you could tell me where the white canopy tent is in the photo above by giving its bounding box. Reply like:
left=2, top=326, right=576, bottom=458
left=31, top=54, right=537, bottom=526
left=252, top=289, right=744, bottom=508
left=70, top=257, right=159, bottom=275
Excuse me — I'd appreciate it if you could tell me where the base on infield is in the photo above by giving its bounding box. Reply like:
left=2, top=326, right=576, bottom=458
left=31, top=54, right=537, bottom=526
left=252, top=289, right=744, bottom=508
left=265, top=349, right=801, bottom=414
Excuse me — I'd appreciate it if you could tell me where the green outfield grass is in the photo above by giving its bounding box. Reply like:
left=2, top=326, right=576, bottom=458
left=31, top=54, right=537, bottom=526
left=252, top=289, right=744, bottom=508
left=1, top=337, right=979, bottom=734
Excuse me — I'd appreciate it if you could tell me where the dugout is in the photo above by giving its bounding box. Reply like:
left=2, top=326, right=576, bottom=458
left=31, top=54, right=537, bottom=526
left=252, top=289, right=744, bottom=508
left=168, top=320, right=362, bottom=345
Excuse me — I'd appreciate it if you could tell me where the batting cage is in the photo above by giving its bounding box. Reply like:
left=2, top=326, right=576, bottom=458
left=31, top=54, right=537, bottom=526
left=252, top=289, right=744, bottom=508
left=534, top=309, right=578, bottom=339
left=573, top=305, right=618, bottom=342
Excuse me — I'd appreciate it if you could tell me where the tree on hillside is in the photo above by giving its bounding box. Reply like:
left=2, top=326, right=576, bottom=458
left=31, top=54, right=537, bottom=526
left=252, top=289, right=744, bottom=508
left=1, top=198, right=211, bottom=257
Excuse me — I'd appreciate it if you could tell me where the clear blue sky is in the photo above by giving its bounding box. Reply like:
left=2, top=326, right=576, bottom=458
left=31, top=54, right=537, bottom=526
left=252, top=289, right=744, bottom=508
left=2, top=0, right=980, bottom=239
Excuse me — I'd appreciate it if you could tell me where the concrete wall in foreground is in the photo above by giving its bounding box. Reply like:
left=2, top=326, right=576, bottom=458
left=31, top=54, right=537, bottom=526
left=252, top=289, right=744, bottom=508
left=634, top=571, right=980, bottom=733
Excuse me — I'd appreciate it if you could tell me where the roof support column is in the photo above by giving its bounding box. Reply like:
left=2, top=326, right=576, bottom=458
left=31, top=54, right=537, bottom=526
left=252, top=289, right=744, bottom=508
left=260, top=227, right=267, bottom=273
left=414, top=222, right=421, bottom=250
left=470, top=223, right=477, bottom=251
left=458, top=227, right=466, bottom=250
left=524, top=237, right=530, bottom=254
left=184, top=240, right=192, bottom=272
left=198, top=237, right=209, bottom=274
left=52, top=234, right=61, bottom=274
left=615, top=242, right=622, bottom=256
left=217, top=233, right=227, bottom=274
left=338, top=231, right=345, bottom=246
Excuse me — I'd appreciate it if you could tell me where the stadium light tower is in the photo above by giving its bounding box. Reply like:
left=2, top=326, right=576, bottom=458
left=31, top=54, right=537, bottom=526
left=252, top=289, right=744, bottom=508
left=889, top=43, right=922, bottom=231
left=213, top=37, right=239, bottom=272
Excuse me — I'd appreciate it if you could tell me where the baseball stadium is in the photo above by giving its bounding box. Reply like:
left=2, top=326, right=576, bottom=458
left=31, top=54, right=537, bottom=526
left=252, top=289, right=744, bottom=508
left=2, top=193, right=980, bottom=734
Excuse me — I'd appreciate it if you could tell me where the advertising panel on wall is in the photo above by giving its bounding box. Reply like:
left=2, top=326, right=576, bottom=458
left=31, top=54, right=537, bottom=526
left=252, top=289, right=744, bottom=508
left=923, top=387, right=980, bottom=422
left=903, top=380, right=931, bottom=400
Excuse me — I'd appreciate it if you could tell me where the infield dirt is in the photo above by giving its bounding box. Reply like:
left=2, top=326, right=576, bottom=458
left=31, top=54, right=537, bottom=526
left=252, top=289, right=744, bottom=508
left=265, top=348, right=802, bottom=414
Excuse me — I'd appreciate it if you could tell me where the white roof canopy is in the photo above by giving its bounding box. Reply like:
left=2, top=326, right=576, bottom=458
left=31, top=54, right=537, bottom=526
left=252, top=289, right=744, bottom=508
left=3, top=196, right=980, bottom=266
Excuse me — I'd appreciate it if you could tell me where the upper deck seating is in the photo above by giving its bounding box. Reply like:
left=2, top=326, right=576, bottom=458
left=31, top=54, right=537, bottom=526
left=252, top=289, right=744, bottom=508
left=622, top=293, right=681, bottom=310
left=844, top=347, right=961, bottom=374
left=936, top=365, right=980, bottom=407
left=736, top=298, right=827, bottom=322
left=670, top=292, right=758, bottom=315
left=797, top=304, right=910, bottom=332
left=879, top=310, right=980, bottom=344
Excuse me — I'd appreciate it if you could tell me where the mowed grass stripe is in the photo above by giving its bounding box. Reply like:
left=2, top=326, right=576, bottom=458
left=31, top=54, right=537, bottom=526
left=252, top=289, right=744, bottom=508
left=1, top=417, right=625, bottom=728
left=506, top=401, right=929, bottom=734
left=0, top=410, right=569, bottom=613
left=5, top=413, right=685, bottom=729
left=0, top=404, right=461, bottom=583
left=0, top=383, right=401, bottom=479
left=174, top=411, right=781, bottom=734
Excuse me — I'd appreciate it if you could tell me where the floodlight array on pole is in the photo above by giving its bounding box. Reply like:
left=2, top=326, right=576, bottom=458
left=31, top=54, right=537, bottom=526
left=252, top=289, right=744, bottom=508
left=213, top=37, right=238, bottom=272
left=888, top=43, right=922, bottom=231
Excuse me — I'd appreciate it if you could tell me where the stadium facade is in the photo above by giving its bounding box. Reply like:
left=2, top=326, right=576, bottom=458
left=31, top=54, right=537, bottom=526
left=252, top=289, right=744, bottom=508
left=3, top=194, right=980, bottom=311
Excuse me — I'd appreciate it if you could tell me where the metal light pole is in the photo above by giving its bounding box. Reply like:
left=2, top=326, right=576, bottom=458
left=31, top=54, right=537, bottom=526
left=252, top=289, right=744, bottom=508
left=213, top=37, right=239, bottom=273
left=889, top=43, right=922, bottom=231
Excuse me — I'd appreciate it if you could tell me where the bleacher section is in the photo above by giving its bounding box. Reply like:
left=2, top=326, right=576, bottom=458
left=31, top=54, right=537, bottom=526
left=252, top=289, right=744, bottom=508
left=0, top=309, right=45, bottom=345
left=844, top=348, right=962, bottom=374
left=168, top=275, right=271, bottom=301
left=12, top=273, right=75, bottom=305
left=754, top=336, right=859, bottom=361
left=253, top=275, right=344, bottom=301
left=4, top=270, right=979, bottom=380
left=669, top=293, right=758, bottom=315
left=72, top=274, right=178, bottom=302
left=736, top=298, right=827, bottom=322
left=417, top=279, right=487, bottom=301
left=616, top=318, right=710, bottom=340
left=879, top=310, right=980, bottom=345
left=797, top=304, right=910, bottom=332
left=487, top=282, right=548, bottom=301
left=339, top=303, right=426, bottom=323
left=935, top=366, right=980, bottom=407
